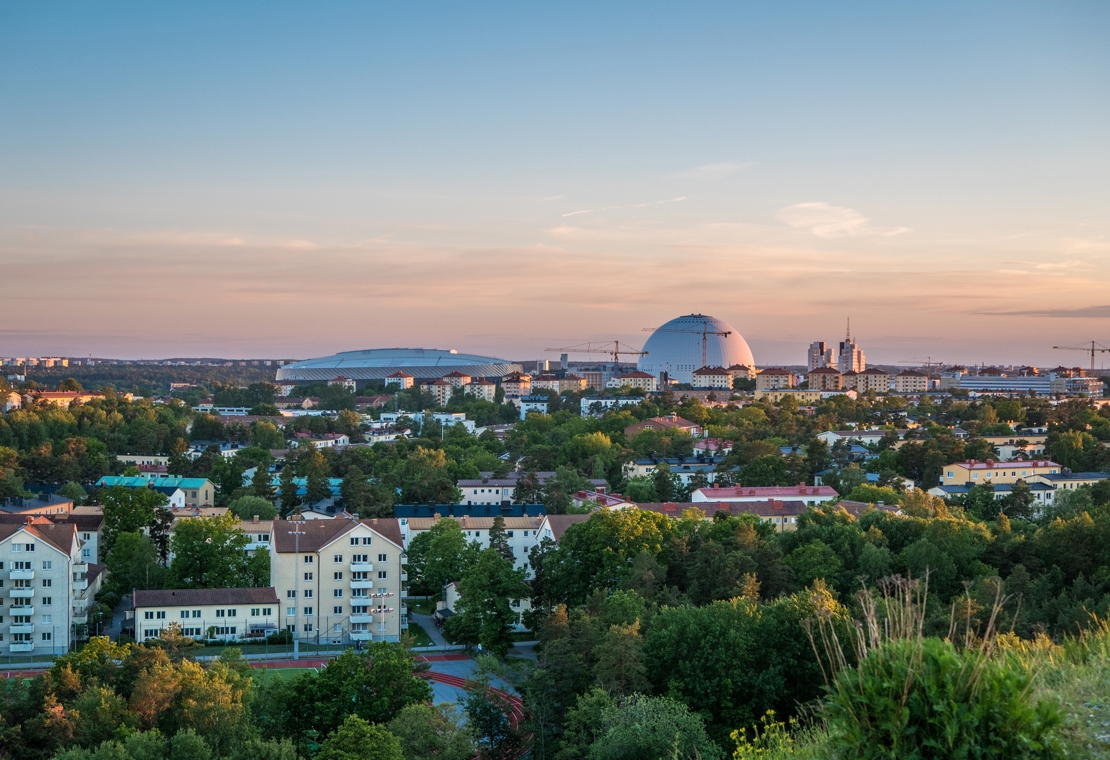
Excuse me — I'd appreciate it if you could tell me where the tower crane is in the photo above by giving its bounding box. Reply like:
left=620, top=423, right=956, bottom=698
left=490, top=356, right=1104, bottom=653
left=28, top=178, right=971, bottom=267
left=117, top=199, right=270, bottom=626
left=642, top=319, right=731, bottom=369
left=1052, top=341, right=1110, bottom=374
left=544, top=341, right=648, bottom=363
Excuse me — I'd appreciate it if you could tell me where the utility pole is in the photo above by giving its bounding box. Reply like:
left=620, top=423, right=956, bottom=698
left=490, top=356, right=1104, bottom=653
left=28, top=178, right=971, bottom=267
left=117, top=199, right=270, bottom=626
left=287, top=524, right=306, bottom=660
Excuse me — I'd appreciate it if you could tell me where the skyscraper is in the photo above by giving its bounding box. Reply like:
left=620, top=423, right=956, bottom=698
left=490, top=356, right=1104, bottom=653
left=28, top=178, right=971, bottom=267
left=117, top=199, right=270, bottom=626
left=808, top=341, right=833, bottom=370
left=838, top=319, right=866, bottom=374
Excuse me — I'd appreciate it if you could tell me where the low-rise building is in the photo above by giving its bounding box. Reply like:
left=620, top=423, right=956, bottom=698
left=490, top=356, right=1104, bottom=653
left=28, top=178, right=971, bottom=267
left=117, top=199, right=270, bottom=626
left=384, top=371, right=414, bottom=390
left=95, top=477, right=216, bottom=507
left=894, top=370, right=928, bottom=393
left=638, top=499, right=812, bottom=531
left=728, top=364, right=757, bottom=381
left=0, top=495, right=74, bottom=517
left=807, top=367, right=843, bottom=391
left=580, top=396, right=643, bottom=416
left=402, top=514, right=543, bottom=574
left=25, top=391, right=105, bottom=408
left=2, top=391, right=20, bottom=413
left=691, top=484, right=839, bottom=506
left=937, top=459, right=1061, bottom=486
left=519, top=395, right=549, bottom=419
left=500, top=372, right=531, bottom=397
left=691, top=366, right=732, bottom=389
left=131, top=587, right=280, bottom=643
left=756, top=368, right=794, bottom=391
left=533, top=375, right=587, bottom=394
left=624, top=413, right=703, bottom=439
left=606, top=371, right=658, bottom=393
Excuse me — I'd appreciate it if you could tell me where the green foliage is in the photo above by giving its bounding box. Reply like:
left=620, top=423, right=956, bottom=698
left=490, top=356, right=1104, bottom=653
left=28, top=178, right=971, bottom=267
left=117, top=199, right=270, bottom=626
left=562, top=691, right=725, bottom=760
left=317, top=716, right=402, bottom=760
left=844, top=484, right=901, bottom=505
left=405, top=519, right=478, bottom=597
left=228, top=495, right=277, bottom=521
left=444, top=548, right=531, bottom=656
left=105, top=532, right=165, bottom=595
left=386, top=703, right=473, bottom=760
left=167, top=514, right=256, bottom=589
left=101, top=487, right=170, bottom=557
left=824, top=638, right=1061, bottom=759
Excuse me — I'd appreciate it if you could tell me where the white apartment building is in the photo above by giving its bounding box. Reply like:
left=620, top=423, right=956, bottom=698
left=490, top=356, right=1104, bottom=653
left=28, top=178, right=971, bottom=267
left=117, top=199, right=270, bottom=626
left=270, top=517, right=407, bottom=644
left=132, top=587, right=280, bottom=642
left=400, top=514, right=544, bottom=576
left=605, top=371, right=658, bottom=393
left=0, top=520, right=91, bottom=656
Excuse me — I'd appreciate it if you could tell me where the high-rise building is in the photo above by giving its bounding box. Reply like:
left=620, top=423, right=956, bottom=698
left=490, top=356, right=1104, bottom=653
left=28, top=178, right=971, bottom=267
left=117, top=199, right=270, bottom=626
left=807, top=341, right=833, bottom=370
left=837, top=319, right=866, bottom=374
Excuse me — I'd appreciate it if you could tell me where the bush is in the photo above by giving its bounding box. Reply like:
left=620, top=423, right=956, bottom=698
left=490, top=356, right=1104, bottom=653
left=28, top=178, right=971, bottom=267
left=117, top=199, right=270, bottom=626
left=265, top=629, right=293, bottom=645
left=824, top=637, right=1061, bottom=759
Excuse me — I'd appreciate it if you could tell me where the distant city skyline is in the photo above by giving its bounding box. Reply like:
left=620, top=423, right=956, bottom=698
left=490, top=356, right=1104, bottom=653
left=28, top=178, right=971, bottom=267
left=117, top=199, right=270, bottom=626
left=2, top=2, right=1108, bottom=366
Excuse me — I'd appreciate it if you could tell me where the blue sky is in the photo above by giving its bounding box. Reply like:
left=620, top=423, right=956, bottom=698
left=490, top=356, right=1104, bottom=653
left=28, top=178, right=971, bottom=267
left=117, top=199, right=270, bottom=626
left=2, top=2, right=1109, bottom=366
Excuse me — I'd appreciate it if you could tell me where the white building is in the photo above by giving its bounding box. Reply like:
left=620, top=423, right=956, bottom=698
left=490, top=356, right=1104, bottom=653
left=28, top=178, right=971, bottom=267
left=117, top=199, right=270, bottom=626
left=691, top=484, right=839, bottom=506
left=605, top=371, right=658, bottom=393
left=808, top=341, right=834, bottom=371
left=580, top=396, right=642, bottom=416
left=519, top=395, right=549, bottom=419
left=401, top=514, right=544, bottom=575
left=132, top=587, right=280, bottom=642
left=691, top=367, right=732, bottom=389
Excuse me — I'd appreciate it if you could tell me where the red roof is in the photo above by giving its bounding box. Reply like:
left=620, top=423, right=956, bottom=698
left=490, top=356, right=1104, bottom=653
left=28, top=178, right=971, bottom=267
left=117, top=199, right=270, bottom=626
left=758, top=368, right=791, bottom=375
left=694, top=484, right=839, bottom=499
left=443, top=371, right=471, bottom=378
left=808, top=367, right=841, bottom=375
left=386, top=371, right=413, bottom=378
left=692, top=366, right=729, bottom=375
left=953, top=459, right=1059, bottom=471
left=617, top=371, right=654, bottom=379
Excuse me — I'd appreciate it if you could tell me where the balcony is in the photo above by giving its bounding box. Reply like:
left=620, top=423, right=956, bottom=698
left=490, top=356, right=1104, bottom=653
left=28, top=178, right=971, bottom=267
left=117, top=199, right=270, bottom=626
left=401, top=571, right=408, bottom=582
left=73, top=612, right=88, bottom=625
left=9, top=643, right=34, bottom=653
left=9, top=605, right=33, bottom=615
left=73, top=576, right=88, bottom=591
left=73, top=561, right=89, bottom=572
left=350, top=613, right=374, bottom=624
left=349, top=562, right=373, bottom=573
left=10, top=588, right=34, bottom=599
left=10, top=569, right=34, bottom=581
left=9, top=623, right=34, bottom=634
left=350, top=631, right=372, bottom=641
left=350, top=579, right=374, bottom=589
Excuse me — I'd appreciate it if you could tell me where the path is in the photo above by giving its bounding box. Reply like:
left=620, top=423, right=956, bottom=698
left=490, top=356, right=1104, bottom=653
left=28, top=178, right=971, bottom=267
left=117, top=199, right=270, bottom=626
left=409, top=611, right=451, bottom=648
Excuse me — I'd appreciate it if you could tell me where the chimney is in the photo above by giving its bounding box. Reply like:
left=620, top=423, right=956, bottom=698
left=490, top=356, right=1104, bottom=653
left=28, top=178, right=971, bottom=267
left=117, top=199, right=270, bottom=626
left=253, top=515, right=259, bottom=523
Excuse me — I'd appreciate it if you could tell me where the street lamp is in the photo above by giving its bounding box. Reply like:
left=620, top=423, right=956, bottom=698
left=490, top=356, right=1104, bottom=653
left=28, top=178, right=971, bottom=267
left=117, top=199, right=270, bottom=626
left=287, top=525, right=306, bottom=660
left=370, top=590, right=394, bottom=642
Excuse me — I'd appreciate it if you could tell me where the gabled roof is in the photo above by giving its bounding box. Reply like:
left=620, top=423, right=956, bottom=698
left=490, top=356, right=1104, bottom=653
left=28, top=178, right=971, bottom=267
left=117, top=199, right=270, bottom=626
left=133, top=587, right=279, bottom=608
left=541, top=514, right=591, bottom=542
left=808, top=367, right=841, bottom=374
left=271, top=516, right=403, bottom=552
left=692, top=366, right=729, bottom=375
left=758, top=368, right=791, bottom=375
left=0, top=522, right=77, bottom=554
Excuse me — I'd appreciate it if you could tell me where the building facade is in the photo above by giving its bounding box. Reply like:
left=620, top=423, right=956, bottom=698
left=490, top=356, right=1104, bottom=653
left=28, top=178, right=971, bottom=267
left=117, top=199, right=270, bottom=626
left=756, top=368, right=795, bottom=391
left=807, top=366, right=843, bottom=391
left=691, top=366, right=731, bottom=389
left=132, top=587, right=280, bottom=642
left=808, top=341, right=834, bottom=371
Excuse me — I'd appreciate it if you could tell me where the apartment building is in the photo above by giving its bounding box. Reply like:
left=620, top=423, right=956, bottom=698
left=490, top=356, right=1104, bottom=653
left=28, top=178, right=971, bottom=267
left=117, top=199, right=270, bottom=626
left=605, top=371, right=658, bottom=393
left=937, top=459, right=1061, bottom=486
left=0, top=519, right=91, bottom=656
left=95, top=476, right=215, bottom=508
left=691, top=366, right=732, bottom=389
left=894, top=370, right=929, bottom=393
left=401, top=514, right=544, bottom=575
left=270, top=517, right=406, bottom=644
left=691, top=484, right=839, bottom=506
left=755, top=368, right=795, bottom=391
left=132, top=587, right=280, bottom=642
left=807, top=367, right=843, bottom=391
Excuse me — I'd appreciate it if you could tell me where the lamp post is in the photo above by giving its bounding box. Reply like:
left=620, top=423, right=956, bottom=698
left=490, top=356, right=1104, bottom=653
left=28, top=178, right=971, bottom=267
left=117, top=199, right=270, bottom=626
left=287, top=526, right=306, bottom=660
left=371, top=590, right=394, bottom=642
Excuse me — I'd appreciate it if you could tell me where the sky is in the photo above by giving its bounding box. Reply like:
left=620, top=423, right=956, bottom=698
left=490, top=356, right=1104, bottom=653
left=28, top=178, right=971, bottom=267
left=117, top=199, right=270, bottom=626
left=2, top=1, right=1109, bottom=368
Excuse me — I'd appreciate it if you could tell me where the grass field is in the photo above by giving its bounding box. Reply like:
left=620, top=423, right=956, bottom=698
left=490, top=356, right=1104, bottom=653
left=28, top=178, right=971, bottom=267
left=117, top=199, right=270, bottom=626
left=407, top=598, right=437, bottom=615
left=406, top=623, right=435, bottom=647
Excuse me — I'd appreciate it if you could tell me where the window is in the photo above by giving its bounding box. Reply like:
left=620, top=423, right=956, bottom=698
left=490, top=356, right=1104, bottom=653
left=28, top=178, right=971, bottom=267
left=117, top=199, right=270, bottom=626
left=362, top=537, right=372, bottom=545
left=304, top=623, right=313, bottom=632
left=351, top=589, right=367, bottom=598
left=333, top=554, right=343, bottom=563
left=251, top=608, right=260, bottom=617
left=287, top=624, right=297, bottom=633
left=181, top=611, right=190, bottom=619
left=377, top=571, right=387, bottom=579
left=144, top=611, right=154, bottom=620
left=377, top=553, right=387, bottom=562
left=334, top=572, right=343, bottom=580
left=260, top=534, right=270, bottom=542
left=352, top=571, right=368, bottom=580
left=41, top=561, right=51, bottom=570
left=214, top=626, right=237, bottom=636
left=350, top=537, right=359, bottom=546
left=42, top=597, right=52, bottom=606
left=263, top=607, right=272, bottom=615
left=183, top=627, right=202, bottom=636
left=303, top=606, right=313, bottom=616
left=334, top=589, right=343, bottom=597
left=303, top=555, right=314, bottom=564
left=216, top=609, right=226, bottom=618
left=192, top=610, right=201, bottom=618
left=156, top=611, right=165, bottom=619
left=287, top=590, right=297, bottom=598
left=144, top=629, right=160, bottom=639
left=352, top=605, right=368, bottom=614
left=303, top=590, right=313, bottom=598
left=82, top=533, right=90, bottom=541
left=304, top=572, right=313, bottom=581
left=510, top=599, right=520, bottom=608
left=353, top=554, right=368, bottom=563
left=41, top=632, right=52, bottom=641
left=333, top=605, right=343, bottom=614
left=507, top=531, right=514, bottom=538
left=333, top=623, right=343, bottom=633
left=287, top=606, right=296, bottom=616
left=41, top=579, right=51, bottom=587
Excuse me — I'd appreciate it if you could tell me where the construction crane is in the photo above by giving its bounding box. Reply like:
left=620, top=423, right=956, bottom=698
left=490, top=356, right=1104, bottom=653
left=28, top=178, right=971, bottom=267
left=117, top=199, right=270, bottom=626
left=545, top=341, right=648, bottom=363
left=1052, top=341, right=1110, bottom=373
left=898, top=357, right=944, bottom=376
left=642, top=319, right=731, bottom=368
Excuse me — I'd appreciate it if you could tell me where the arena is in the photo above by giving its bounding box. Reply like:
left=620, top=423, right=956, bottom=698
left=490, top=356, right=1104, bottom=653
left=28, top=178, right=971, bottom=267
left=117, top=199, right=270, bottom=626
left=638, top=314, right=756, bottom=384
left=276, top=348, right=522, bottom=386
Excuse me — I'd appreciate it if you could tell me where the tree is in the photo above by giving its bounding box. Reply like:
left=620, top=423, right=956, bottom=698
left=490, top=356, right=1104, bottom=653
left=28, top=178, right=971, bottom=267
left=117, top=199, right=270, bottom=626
left=421, top=520, right=479, bottom=598
left=318, top=715, right=402, bottom=760
left=105, top=532, right=165, bottom=594
left=487, top=516, right=514, bottom=562
left=249, top=467, right=277, bottom=502
left=444, top=549, right=530, bottom=657
left=71, top=686, right=139, bottom=747
left=100, top=487, right=169, bottom=556
left=228, top=495, right=277, bottom=521
left=465, top=669, right=525, bottom=760
left=563, top=692, right=724, bottom=760
left=387, top=703, right=474, bottom=760
left=167, top=514, right=253, bottom=588
left=340, top=466, right=372, bottom=514
left=593, top=620, right=649, bottom=696
left=278, top=466, right=300, bottom=516
left=57, top=378, right=83, bottom=392
left=400, top=447, right=460, bottom=504
left=541, top=467, right=590, bottom=514
left=249, top=421, right=286, bottom=451
left=737, top=456, right=789, bottom=487
left=304, top=469, right=331, bottom=506
left=623, top=475, right=658, bottom=503
left=57, top=481, right=88, bottom=505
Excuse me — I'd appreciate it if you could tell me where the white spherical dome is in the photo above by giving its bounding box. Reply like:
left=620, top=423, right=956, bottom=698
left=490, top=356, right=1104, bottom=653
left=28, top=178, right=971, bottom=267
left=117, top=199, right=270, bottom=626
left=638, top=314, right=755, bottom=384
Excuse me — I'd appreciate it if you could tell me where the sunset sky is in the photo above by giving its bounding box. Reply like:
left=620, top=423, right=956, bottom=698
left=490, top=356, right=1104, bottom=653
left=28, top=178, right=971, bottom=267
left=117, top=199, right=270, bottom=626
left=3, top=2, right=1109, bottom=367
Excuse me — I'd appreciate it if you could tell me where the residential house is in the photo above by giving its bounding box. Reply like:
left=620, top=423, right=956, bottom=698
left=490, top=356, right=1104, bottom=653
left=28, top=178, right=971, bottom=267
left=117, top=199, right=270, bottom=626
left=580, top=396, right=642, bottom=416
left=426, top=379, right=454, bottom=406
left=401, top=514, right=543, bottom=575
left=727, top=364, right=758, bottom=382
left=691, top=484, right=839, bottom=506
left=533, top=375, right=587, bottom=394
left=623, top=413, right=703, bottom=439
left=855, top=368, right=892, bottom=394
left=131, top=587, right=280, bottom=642
left=519, top=395, right=549, bottom=419
left=464, top=379, right=497, bottom=402
left=691, top=366, right=732, bottom=389
left=442, top=371, right=472, bottom=389
left=0, top=495, right=73, bottom=517
left=95, top=476, right=215, bottom=508
left=500, top=372, right=531, bottom=397
left=638, top=499, right=812, bottom=531
left=936, top=460, right=1061, bottom=486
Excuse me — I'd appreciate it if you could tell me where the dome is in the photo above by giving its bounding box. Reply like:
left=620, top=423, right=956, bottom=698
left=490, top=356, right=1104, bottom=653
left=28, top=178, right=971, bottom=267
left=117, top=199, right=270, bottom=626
left=638, top=314, right=756, bottom=384
left=276, top=348, right=520, bottom=383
